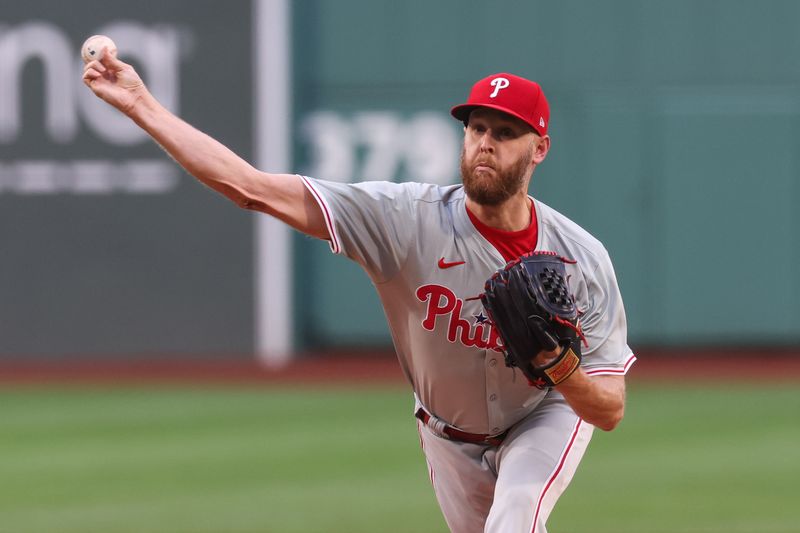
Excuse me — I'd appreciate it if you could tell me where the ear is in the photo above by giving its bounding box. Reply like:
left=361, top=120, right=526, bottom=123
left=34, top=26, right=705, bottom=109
left=532, top=135, right=551, bottom=165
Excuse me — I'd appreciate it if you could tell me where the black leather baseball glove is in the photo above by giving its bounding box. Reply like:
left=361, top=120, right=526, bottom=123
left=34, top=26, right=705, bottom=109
left=480, top=251, right=586, bottom=389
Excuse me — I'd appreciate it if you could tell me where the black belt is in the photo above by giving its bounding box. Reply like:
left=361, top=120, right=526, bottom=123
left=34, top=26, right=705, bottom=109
left=415, top=408, right=508, bottom=446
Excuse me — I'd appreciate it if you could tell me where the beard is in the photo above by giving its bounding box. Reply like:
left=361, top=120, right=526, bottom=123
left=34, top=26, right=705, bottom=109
left=460, top=144, right=534, bottom=206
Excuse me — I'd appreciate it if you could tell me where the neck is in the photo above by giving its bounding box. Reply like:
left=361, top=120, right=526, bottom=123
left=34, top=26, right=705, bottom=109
left=466, top=190, right=532, bottom=232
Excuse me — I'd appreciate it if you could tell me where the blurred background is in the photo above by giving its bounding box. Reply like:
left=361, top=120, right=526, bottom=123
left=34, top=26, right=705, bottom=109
left=1, top=1, right=798, bottom=532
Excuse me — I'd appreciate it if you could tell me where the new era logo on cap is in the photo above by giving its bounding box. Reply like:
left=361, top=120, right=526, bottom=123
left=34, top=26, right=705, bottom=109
left=451, top=73, right=550, bottom=136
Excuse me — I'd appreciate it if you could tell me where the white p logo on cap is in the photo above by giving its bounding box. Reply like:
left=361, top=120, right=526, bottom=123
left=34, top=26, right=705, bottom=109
left=489, top=77, right=510, bottom=98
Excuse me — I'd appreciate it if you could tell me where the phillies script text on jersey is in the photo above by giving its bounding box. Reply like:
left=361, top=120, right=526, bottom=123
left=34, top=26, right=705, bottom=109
left=416, top=284, right=504, bottom=352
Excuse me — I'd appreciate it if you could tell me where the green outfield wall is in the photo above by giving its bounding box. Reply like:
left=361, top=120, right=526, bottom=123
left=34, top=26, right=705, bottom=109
left=292, top=0, right=800, bottom=348
left=1, top=0, right=798, bottom=356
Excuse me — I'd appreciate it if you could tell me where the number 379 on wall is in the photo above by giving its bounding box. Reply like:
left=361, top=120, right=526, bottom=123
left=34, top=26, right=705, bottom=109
left=299, top=111, right=461, bottom=185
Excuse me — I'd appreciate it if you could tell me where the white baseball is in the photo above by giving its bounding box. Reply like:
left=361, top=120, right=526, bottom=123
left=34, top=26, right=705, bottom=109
left=81, top=35, right=117, bottom=64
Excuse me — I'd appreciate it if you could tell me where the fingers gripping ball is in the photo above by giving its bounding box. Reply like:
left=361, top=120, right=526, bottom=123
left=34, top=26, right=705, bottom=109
left=480, top=252, right=587, bottom=389
left=81, top=35, right=117, bottom=64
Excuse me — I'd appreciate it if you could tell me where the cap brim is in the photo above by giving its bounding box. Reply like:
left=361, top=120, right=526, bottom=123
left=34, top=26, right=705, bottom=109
left=450, top=103, right=541, bottom=135
left=450, top=104, right=477, bottom=123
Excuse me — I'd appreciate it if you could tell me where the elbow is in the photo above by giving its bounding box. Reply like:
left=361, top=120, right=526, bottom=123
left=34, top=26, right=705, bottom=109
left=235, top=194, right=265, bottom=211
left=205, top=171, right=269, bottom=212
left=596, top=404, right=625, bottom=432
left=228, top=185, right=267, bottom=212
left=596, top=416, right=622, bottom=432
left=202, top=180, right=260, bottom=211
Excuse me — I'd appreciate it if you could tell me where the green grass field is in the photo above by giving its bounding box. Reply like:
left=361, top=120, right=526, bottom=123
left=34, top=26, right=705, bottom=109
left=1, top=382, right=798, bottom=533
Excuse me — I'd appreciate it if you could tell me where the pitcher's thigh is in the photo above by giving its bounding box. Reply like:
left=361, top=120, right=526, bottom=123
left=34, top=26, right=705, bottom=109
left=417, top=422, right=498, bottom=533
left=485, top=398, right=594, bottom=533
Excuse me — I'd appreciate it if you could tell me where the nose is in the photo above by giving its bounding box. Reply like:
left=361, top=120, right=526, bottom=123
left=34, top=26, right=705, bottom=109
left=478, top=130, right=495, bottom=153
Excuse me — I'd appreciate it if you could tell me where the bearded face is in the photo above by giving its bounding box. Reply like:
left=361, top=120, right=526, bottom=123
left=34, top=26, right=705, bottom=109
left=460, top=142, right=534, bottom=206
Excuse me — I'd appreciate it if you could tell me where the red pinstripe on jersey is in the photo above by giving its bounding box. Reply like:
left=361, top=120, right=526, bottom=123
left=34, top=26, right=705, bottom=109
left=530, top=419, right=585, bottom=533
left=584, top=353, right=637, bottom=376
left=300, top=175, right=340, bottom=254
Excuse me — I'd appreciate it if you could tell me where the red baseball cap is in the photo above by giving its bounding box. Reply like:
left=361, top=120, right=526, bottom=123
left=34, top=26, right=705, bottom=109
left=451, top=73, right=550, bottom=136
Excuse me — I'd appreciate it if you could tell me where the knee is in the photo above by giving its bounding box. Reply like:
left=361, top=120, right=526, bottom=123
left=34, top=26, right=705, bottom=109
left=485, top=483, right=544, bottom=532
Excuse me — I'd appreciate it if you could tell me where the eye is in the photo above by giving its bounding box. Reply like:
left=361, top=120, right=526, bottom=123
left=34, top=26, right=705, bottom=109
left=471, top=123, right=487, bottom=133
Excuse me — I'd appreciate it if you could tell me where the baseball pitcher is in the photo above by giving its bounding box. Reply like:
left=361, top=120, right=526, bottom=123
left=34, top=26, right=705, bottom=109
left=84, top=46, right=635, bottom=532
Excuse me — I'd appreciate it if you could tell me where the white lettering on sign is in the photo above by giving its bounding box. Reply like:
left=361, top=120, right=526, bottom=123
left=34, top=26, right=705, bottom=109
left=0, top=160, right=178, bottom=194
left=300, top=111, right=460, bottom=185
left=0, top=21, right=184, bottom=145
left=489, top=77, right=510, bottom=98
left=0, top=20, right=190, bottom=195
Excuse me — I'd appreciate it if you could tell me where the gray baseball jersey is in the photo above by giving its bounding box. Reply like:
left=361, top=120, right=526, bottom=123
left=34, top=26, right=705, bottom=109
left=301, top=177, right=635, bottom=436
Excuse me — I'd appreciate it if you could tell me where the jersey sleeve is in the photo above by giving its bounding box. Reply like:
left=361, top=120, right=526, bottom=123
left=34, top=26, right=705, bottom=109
left=578, top=251, right=636, bottom=376
left=300, top=176, right=417, bottom=283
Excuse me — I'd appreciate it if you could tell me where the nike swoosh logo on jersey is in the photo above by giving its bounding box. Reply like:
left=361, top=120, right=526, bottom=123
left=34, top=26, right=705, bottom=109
left=438, top=257, right=466, bottom=269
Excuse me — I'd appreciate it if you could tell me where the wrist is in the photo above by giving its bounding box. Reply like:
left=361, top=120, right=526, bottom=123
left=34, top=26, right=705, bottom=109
left=534, top=347, right=561, bottom=367
left=128, top=90, right=162, bottom=126
left=527, top=344, right=581, bottom=389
